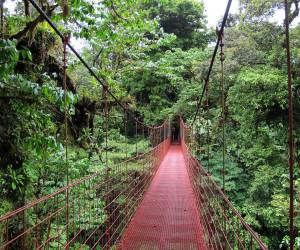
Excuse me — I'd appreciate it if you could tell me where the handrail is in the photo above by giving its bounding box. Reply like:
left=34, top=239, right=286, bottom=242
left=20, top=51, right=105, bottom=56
left=0, top=137, right=171, bottom=249
left=180, top=118, right=267, bottom=249
left=0, top=134, right=168, bottom=223
left=190, top=155, right=267, bottom=249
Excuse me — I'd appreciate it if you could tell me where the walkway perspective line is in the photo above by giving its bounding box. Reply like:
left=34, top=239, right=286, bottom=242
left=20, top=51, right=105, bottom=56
left=119, top=145, right=207, bottom=250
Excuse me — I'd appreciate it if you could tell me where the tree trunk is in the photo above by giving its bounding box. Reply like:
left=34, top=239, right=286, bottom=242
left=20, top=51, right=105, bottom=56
left=23, top=0, right=30, bottom=17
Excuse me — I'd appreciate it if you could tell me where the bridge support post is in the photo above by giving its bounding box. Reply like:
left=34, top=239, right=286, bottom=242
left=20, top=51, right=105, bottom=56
left=284, top=0, right=295, bottom=249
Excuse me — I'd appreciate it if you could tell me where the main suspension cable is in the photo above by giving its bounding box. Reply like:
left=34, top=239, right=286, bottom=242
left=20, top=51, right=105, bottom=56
left=27, top=0, right=153, bottom=129
left=191, top=0, right=232, bottom=126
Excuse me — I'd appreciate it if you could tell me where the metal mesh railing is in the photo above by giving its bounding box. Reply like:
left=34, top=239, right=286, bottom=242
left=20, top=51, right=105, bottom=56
left=180, top=118, right=267, bottom=250
left=0, top=124, right=170, bottom=250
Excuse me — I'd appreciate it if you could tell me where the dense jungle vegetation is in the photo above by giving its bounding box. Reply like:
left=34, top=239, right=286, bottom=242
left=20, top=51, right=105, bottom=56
left=0, top=0, right=300, bottom=249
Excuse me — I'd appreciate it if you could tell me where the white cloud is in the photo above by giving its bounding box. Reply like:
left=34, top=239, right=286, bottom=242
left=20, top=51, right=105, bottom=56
left=202, top=0, right=300, bottom=27
left=202, top=0, right=239, bottom=28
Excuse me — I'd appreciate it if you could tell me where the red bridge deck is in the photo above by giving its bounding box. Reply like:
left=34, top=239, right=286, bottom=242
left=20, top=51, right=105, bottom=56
left=119, top=145, right=207, bottom=250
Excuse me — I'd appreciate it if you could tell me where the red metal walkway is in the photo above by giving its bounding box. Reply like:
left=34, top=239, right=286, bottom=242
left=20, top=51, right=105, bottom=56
left=119, top=145, right=207, bottom=250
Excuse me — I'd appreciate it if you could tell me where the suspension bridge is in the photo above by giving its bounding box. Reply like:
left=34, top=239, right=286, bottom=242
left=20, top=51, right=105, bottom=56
left=0, top=120, right=268, bottom=250
left=0, top=0, right=297, bottom=249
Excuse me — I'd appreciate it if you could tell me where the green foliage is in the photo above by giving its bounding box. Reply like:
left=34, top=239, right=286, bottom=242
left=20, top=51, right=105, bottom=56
left=1, top=0, right=300, bottom=249
left=0, top=39, right=19, bottom=78
left=228, top=66, right=287, bottom=126
left=145, top=0, right=212, bottom=50
left=240, top=0, right=283, bottom=21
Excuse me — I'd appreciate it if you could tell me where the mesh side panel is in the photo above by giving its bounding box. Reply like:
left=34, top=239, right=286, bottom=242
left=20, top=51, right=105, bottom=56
left=119, top=145, right=207, bottom=250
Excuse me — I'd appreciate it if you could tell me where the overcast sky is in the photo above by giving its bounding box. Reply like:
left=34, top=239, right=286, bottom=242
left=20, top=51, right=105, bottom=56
left=203, top=0, right=300, bottom=27
left=203, top=0, right=239, bottom=27
left=5, top=0, right=240, bottom=26
left=6, top=0, right=299, bottom=27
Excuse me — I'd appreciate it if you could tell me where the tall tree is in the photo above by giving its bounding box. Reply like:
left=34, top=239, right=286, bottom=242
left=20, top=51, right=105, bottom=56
left=144, top=0, right=212, bottom=50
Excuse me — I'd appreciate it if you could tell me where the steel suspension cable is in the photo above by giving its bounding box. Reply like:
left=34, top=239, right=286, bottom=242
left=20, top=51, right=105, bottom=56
left=27, top=0, right=153, bottom=130
left=205, top=82, right=210, bottom=174
left=284, top=0, right=295, bottom=249
left=103, top=85, right=111, bottom=248
left=220, top=32, right=226, bottom=192
left=63, top=32, right=70, bottom=248
left=191, top=0, right=232, bottom=126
